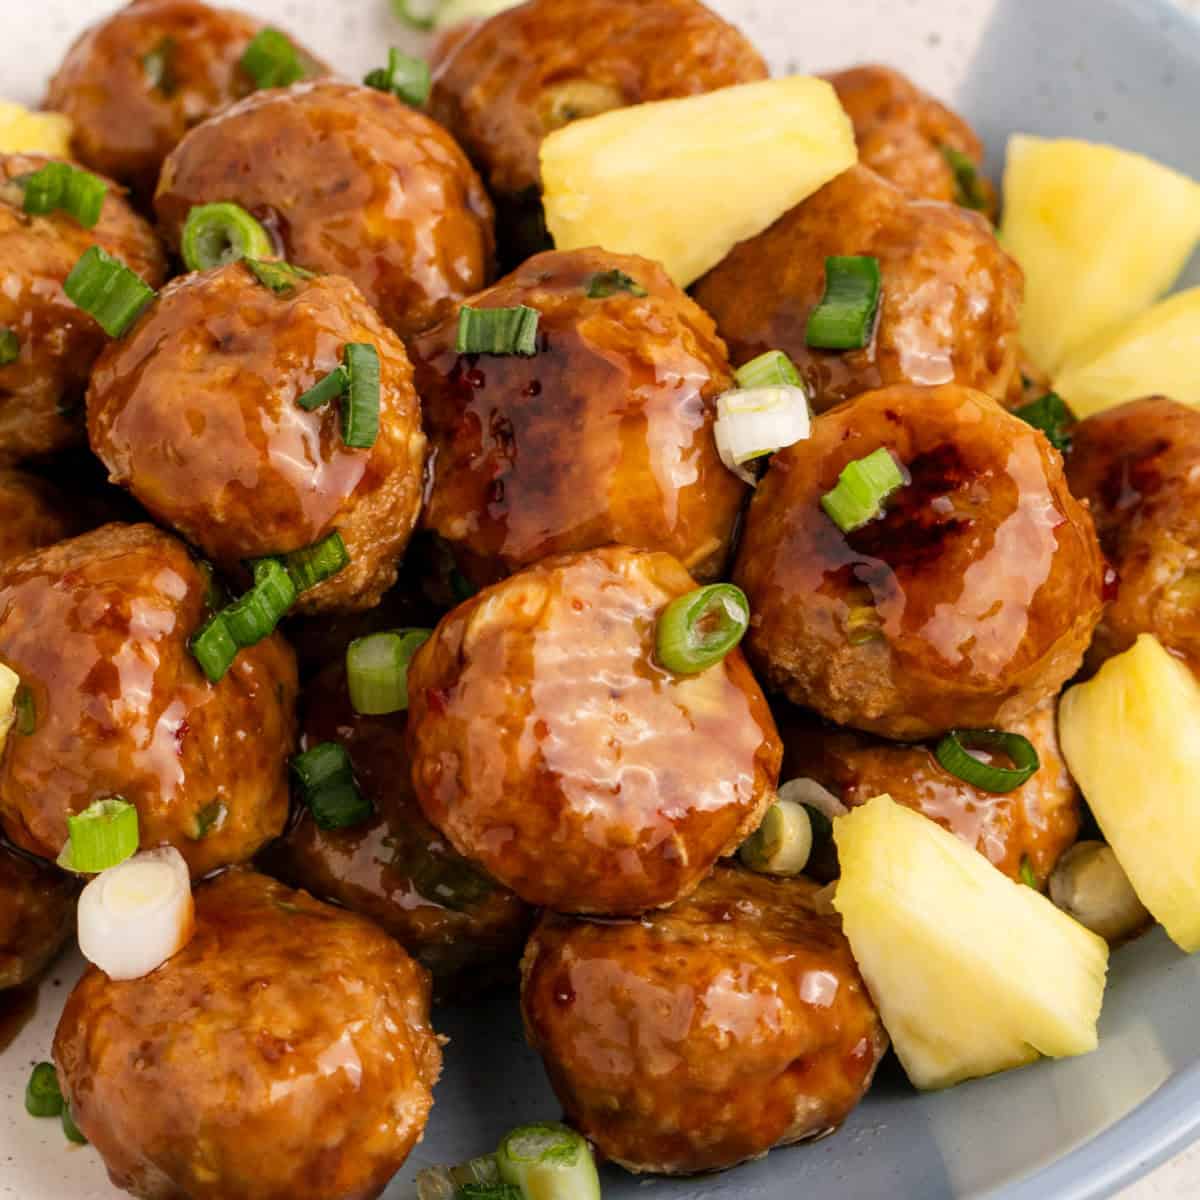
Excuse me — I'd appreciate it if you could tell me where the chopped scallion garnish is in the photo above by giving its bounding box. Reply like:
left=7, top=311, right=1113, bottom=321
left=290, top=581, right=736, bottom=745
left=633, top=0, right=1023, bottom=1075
left=714, top=385, right=810, bottom=484
left=282, top=530, right=350, bottom=593
left=64, top=246, right=156, bottom=337
left=18, top=161, right=107, bottom=228
left=734, top=349, right=803, bottom=391
left=297, top=365, right=347, bottom=412
left=940, top=145, right=989, bottom=212
left=181, top=203, right=274, bottom=272
left=1020, top=856, right=1038, bottom=889
left=142, top=37, right=177, bottom=95
left=189, top=612, right=238, bottom=684
left=934, top=729, right=1041, bottom=793
left=364, top=47, right=431, bottom=107
left=341, top=343, right=381, bottom=449
left=0, top=327, right=18, bottom=366
left=585, top=269, right=647, bottom=299
left=655, top=583, right=749, bottom=676
left=243, top=257, right=315, bottom=294
left=390, top=0, right=439, bottom=29
left=222, top=558, right=297, bottom=647
left=61, top=1104, right=87, bottom=1145
left=820, top=447, right=905, bottom=533
left=239, top=27, right=307, bottom=90
left=497, top=1123, right=601, bottom=1200
left=291, top=742, right=372, bottom=830
left=25, top=1063, right=63, bottom=1119
left=806, top=255, right=882, bottom=351
left=456, top=305, right=540, bottom=357
left=739, top=798, right=813, bottom=876
left=58, top=797, right=139, bottom=874
left=1014, top=391, right=1075, bottom=453
left=14, top=685, right=35, bottom=735
left=346, top=628, right=432, bottom=715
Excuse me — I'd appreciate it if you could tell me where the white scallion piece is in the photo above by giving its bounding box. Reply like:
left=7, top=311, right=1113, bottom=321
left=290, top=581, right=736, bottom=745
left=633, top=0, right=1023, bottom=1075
left=714, top=386, right=811, bottom=484
left=77, top=847, right=195, bottom=981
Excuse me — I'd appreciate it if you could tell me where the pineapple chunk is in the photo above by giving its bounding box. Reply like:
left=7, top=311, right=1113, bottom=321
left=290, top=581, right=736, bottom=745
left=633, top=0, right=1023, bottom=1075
left=1000, top=135, right=1200, bottom=377
left=0, top=101, right=74, bottom=157
left=1059, top=635, right=1200, bottom=952
left=833, top=795, right=1109, bottom=1090
left=1054, top=287, right=1200, bottom=418
left=540, top=76, right=857, bottom=289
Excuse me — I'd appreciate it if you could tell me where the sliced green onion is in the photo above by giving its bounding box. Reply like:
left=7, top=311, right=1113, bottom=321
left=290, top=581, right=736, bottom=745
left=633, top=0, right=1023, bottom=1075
left=18, top=162, right=107, bottom=229
left=25, top=1063, right=63, bottom=1118
left=655, top=583, right=749, bottom=675
left=240, top=28, right=307, bottom=90
left=297, top=365, right=347, bottom=412
left=364, top=47, right=431, bottom=108
left=432, top=0, right=526, bottom=29
left=585, top=269, right=647, bottom=299
left=714, top=385, right=810, bottom=484
left=58, top=798, right=139, bottom=874
left=291, top=742, right=372, bottom=830
left=223, top=558, right=297, bottom=647
left=458, top=1186, right=521, bottom=1200
left=192, top=801, right=227, bottom=840
left=244, top=257, right=315, bottom=294
left=391, top=0, right=439, bottom=29
left=734, top=349, right=802, bottom=390
left=1020, top=855, right=1038, bottom=889
left=739, top=798, right=813, bottom=876
left=346, top=629, right=431, bottom=715
left=142, top=37, right=177, bottom=95
left=64, top=246, right=155, bottom=337
left=341, top=343, right=380, bottom=449
left=806, top=255, right=882, bottom=351
left=940, top=145, right=989, bottom=212
left=1014, top=391, right=1075, bottom=453
left=14, top=685, right=36, bottom=735
left=0, top=327, right=18, bottom=366
left=497, top=1123, right=601, bottom=1200
left=934, top=729, right=1041, bottom=794
left=189, top=612, right=238, bottom=683
left=820, top=447, right=905, bottom=533
left=61, top=1104, right=87, bottom=1145
left=283, top=531, right=349, bottom=593
left=181, top=203, right=274, bottom=272
left=456, top=305, right=540, bottom=357
left=416, top=1155, right=503, bottom=1200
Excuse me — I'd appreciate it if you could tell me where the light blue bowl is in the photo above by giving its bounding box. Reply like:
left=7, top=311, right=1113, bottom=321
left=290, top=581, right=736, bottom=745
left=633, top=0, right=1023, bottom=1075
left=393, top=1, right=1200, bottom=1195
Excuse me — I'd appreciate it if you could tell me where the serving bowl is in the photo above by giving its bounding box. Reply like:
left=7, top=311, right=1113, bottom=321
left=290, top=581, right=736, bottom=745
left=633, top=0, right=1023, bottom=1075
left=2, top=0, right=1200, bottom=1197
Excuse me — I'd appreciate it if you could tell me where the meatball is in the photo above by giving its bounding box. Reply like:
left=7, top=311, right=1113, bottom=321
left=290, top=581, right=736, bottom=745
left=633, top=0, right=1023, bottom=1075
left=87, top=263, right=428, bottom=614
left=45, top=0, right=324, bottom=203
left=521, top=866, right=887, bottom=1175
left=825, top=64, right=994, bottom=210
left=54, top=868, right=441, bottom=1200
left=1066, top=396, right=1200, bottom=673
left=155, top=80, right=495, bottom=339
left=0, top=153, right=166, bottom=464
left=410, top=248, right=746, bottom=587
left=0, top=523, right=297, bottom=877
left=734, top=384, right=1104, bottom=740
left=778, top=698, right=1080, bottom=884
left=407, top=547, right=780, bottom=914
left=0, top=847, right=76, bottom=990
left=430, top=0, right=766, bottom=260
left=0, top=469, right=79, bottom=566
left=261, top=663, right=530, bottom=984
left=692, top=164, right=1023, bottom=412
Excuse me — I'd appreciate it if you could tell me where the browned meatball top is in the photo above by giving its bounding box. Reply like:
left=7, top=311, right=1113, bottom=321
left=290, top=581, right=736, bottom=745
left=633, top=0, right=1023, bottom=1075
left=54, top=869, right=441, bottom=1200
left=1066, top=396, right=1200, bottom=673
left=155, top=80, right=495, bottom=339
left=522, top=866, right=887, bottom=1175
left=87, top=263, right=428, bottom=614
left=410, top=248, right=746, bottom=587
left=430, top=0, right=767, bottom=198
left=778, top=698, right=1080, bottom=884
left=826, top=64, right=993, bottom=210
left=0, top=524, right=297, bottom=877
left=407, top=547, right=781, bottom=915
left=45, top=0, right=324, bottom=203
left=262, top=663, right=530, bottom=985
left=0, top=154, right=166, bottom=464
left=693, top=164, right=1023, bottom=412
left=0, top=847, right=76, bottom=990
left=734, top=384, right=1104, bottom=740
left=0, top=469, right=79, bottom=566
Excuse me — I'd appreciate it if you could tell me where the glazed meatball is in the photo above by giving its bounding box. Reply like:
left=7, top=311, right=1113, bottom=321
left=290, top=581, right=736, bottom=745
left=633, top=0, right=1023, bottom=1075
left=429, top=0, right=766, bottom=259
left=155, top=80, right=495, bottom=339
left=826, top=64, right=993, bottom=210
left=0, top=154, right=166, bottom=464
left=407, top=547, right=781, bottom=915
left=0, top=524, right=296, bottom=877
left=410, top=248, right=746, bottom=587
left=692, top=164, right=1023, bottom=412
left=261, top=663, right=530, bottom=984
left=1066, top=396, right=1200, bottom=672
left=45, top=0, right=324, bottom=203
left=0, top=469, right=79, bottom=566
left=734, top=384, right=1104, bottom=740
left=54, top=868, right=441, bottom=1200
left=0, top=847, right=75, bottom=990
left=778, top=698, right=1080, bottom=884
left=87, top=263, right=428, bottom=613
left=521, top=866, right=887, bottom=1175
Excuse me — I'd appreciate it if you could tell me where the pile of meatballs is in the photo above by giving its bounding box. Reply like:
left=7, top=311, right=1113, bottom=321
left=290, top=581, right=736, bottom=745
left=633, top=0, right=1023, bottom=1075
left=1, top=1, right=1195, bottom=1197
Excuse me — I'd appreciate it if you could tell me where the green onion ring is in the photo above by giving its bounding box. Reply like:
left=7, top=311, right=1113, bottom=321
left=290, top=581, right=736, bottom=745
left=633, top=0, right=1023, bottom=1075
left=934, top=729, right=1041, bottom=794
left=655, top=583, right=750, bottom=675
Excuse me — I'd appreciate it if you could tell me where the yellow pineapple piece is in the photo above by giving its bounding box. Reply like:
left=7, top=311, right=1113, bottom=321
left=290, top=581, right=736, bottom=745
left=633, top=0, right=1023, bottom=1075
left=833, top=795, right=1109, bottom=1090
left=1053, top=287, right=1200, bottom=417
left=1000, top=134, right=1200, bottom=376
left=540, top=76, right=857, bottom=288
left=1059, top=634, right=1200, bottom=952
left=0, top=101, right=74, bottom=158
